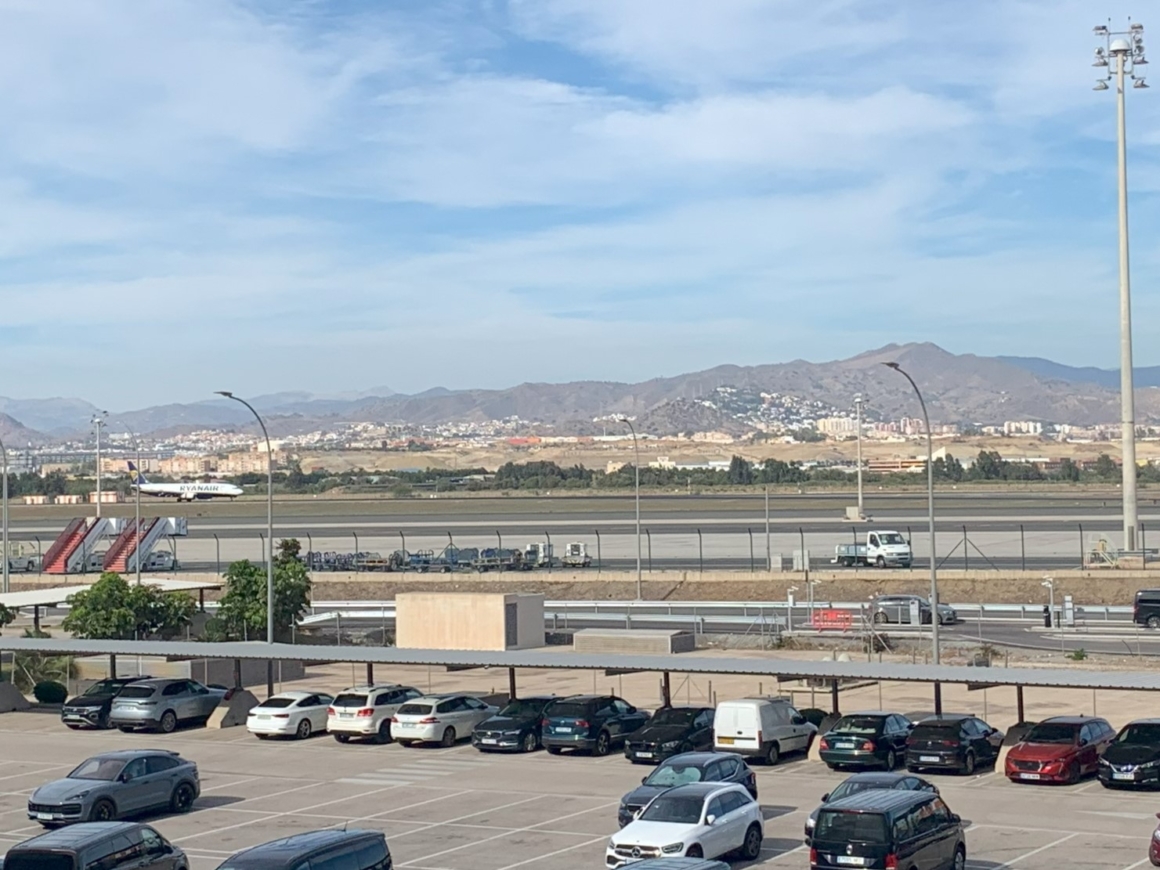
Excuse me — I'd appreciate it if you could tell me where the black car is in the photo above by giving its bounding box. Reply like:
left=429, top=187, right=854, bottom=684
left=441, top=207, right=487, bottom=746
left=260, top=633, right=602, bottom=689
left=542, top=694, right=650, bottom=756
left=618, top=751, right=756, bottom=827
left=1134, top=589, right=1160, bottom=628
left=625, top=707, right=714, bottom=763
left=213, top=829, right=390, bottom=870
left=803, top=772, right=937, bottom=841
left=472, top=696, right=556, bottom=753
left=810, top=789, right=965, bottom=870
left=61, top=677, right=152, bottom=731
left=818, top=711, right=913, bottom=771
left=1099, top=718, right=1160, bottom=788
left=905, top=714, right=1004, bottom=775
left=0, top=822, right=188, bottom=870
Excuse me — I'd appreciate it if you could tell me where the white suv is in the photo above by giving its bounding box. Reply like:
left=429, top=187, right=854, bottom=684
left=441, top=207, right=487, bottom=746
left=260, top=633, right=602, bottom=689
left=392, top=694, right=498, bottom=747
left=327, top=684, right=421, bottom=744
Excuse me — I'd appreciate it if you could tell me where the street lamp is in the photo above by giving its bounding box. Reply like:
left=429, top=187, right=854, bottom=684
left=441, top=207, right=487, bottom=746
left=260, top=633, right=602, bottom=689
left=1094, top=21, right=1148, bottom=552
left=883, top=362, right=939, bottom=665
left=125, top=428, right=143, bottom=586
left=1041, top=577, right=1055, bottom=628
left=616, top=416, right=642, bottom=599
left=92, top=412, right=107, bottom=518
left=0, top=434, right=8, bottom=595
left=854, top=394, right=865, bottom=519
left=216, top=391, right=276, bottom=697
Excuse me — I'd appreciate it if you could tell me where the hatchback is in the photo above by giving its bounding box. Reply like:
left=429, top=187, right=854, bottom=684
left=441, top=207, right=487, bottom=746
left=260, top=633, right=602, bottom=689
left=1005, top=716, right=1114, bottom=784
left=392, top=694, right=497, bottom=747
left=619, top=752, right=757, bottom=827
left=905, top=715, right=1003, bottom=775
left=327, top=684, right=421, bottom=744
left=1099, top=718, right=1160, bottom=788
left=543, top=694, right=650, bottom=756
left=819, top=712, right=914, bottom=771
left=108, top=680, right=226, bottom=734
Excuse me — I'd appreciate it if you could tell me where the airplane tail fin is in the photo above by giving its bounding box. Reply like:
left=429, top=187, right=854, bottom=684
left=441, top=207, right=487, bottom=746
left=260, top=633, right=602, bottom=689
left=127, top=460, right=148, bottom=485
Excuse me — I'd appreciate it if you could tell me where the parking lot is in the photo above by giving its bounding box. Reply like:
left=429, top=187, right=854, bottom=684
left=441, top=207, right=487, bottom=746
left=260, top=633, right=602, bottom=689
left=0, top=707, right=1153, bottom=870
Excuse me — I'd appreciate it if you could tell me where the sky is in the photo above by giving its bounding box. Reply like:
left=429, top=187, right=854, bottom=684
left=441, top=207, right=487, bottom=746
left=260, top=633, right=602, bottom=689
left=3, top=0, right=1160, bottom=408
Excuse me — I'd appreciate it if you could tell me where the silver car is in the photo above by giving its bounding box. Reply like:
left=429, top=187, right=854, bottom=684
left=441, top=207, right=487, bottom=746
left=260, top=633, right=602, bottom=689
left=870, top=595, right=956, bottom=626
left=27, top=750, right=199, bottom=825
left=109, top=679, right=227, bottom=733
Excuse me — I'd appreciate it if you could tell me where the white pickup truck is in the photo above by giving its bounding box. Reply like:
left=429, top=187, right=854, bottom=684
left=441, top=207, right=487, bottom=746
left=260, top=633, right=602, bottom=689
left=832, top=530, right=913, bottom=568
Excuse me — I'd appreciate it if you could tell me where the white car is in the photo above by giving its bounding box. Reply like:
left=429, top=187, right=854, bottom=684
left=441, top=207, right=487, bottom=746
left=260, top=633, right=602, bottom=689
left=392, top=694, right=499, bottom=747
left=246, top=691, right=334, bottom=740
left=607, top=782, right=763, bottom=868
left=327, top=684, right=422, bottom=744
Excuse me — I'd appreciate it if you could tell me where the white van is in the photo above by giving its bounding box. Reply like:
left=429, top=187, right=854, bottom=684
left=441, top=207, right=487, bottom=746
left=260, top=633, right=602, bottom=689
left=713, top=697, right=817, bottom=765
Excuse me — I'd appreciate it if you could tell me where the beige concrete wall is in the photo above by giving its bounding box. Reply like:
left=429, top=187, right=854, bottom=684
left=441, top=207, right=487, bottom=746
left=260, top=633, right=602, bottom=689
left=396, top=592, right=544, bottom=651
left=515, top=593, right=545, bottom=650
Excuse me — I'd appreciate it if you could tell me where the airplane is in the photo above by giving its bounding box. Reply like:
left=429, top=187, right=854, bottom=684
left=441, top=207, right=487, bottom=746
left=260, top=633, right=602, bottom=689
left=128, top=461, right=244, bottom=501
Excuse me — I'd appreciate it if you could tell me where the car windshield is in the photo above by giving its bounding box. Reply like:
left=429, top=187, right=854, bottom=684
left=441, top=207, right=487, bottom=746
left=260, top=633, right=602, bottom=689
left=646, top=762, right=707, bottom=787
left=830, top=716, right=885, bottom=736
left=499, top=699, right=551, bottom=717
left=1024, top=723, right=1078, bottom=745
left=911, top=723, right=958, bottom=741
left=68, top=757, right=125, bottom=781
left=639, top=795, right=705, bottom=824
left=4, top=856, right=75, bottom=870
left=829, top=780, right=889, bottom=801
left=815, top=810, right=889, bottom=844
left=649, top=708, right=699, bottom=726
left=398, top=703, right=433, bottom=716
left=879, top=533, right=906, bottom=545
left=117, top=686, right=156, bottom=699
left=257, top=698, right=296, bottom=709
left=332, top=693, right=368, bottom=708
left=1116, top=724, right=1160, bottom=744
left=83, top=680, right=125, bottom=696
left=546, top=701, right=590, bottom=718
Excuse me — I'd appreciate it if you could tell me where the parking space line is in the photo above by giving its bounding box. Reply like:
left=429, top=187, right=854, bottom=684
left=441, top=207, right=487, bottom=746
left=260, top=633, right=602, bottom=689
left=0, top=764, right=71, bottom=782
left=767, top=844, right=807, bottom=861
left=494, top=835, right=609, bottom=870
left=971, top=823, right=1138, bottom=840
left=1120, top=860, right=1152, bottom=870
left=992, top=833, right=1078, bottom=867
left=201, top=776, right=261, bottom=793
left=388, top=795, right=544, bottom=841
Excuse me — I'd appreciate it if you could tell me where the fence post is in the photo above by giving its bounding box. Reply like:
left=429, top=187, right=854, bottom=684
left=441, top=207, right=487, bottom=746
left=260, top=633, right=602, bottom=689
left=1078, top=523, right=1084, bottom=569
left=697, top=528, right=703, bottom=574
left=595, top=529, right=601, bottom=570
left=259, top=533, right=265, bottom=568
left=1020, top=524, right=1025, bottom=572
left=35, top=536, right=41, bottom=574
left=748, top=528, right=754, bottom=573
left=214, top=533, right=221, bottom=576
left=353, top=532, right=360, bottom=572
left=963, top=526, right=968, bottom=571
left=545, top=530, right=552, bottom=574
left=647, top=529, right=653, bottom=573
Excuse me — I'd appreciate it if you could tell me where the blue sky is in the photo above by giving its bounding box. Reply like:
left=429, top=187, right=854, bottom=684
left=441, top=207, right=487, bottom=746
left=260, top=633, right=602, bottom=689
left=4, top=0, right=1160, bottom=407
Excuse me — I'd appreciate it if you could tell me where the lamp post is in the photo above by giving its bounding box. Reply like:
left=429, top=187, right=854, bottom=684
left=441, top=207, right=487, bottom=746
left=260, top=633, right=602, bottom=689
left=92, top=412, right=107, bottom=518
left=883, top=362, right=939, bottom=664
left=616, top=416, right=642, bottom=599
left=1042, top=577, right=1055, bottom=629
left=1094, top=22, right=1148, bottom=552
left=854, top=394, right=865, bottom=519
left=0, top=434, right=8, bottom=595
left=216, top=392, right=275, bottom=696
left=126, top=428, right=142, bottom=585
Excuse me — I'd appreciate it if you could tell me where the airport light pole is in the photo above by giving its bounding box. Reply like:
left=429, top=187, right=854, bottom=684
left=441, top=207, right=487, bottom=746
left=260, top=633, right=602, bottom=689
left=0, top=434, right=8, bottom=595
left=92, top=412, right=107, bottom=518
left=616, top=416, right=642, bottom=599
left=1094, top=22, right=1148, bottom=552
left=883, top=362, right=939, bottom=665
left=126, top=428, right=142, bottom=585
left=854, top=394, right=865, bottom=519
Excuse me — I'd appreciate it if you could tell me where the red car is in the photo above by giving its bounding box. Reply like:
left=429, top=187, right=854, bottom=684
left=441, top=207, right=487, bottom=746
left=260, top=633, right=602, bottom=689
left=1005, top=715, right=1114, bottom=784
left=1151, top=813, right=1160, bottom=866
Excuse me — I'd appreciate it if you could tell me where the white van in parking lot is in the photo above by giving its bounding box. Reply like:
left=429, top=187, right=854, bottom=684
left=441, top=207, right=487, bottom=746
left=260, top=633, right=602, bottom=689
left=712, top=697, right=816, bottom=765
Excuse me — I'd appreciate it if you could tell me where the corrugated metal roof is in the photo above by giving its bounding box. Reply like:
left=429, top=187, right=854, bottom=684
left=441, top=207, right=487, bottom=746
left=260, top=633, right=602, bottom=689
left=0, top=637, right=1158, bottom=692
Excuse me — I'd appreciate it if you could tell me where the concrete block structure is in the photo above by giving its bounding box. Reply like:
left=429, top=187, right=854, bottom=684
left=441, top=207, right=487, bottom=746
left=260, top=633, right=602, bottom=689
left=396, top=592, right=544, bottom=651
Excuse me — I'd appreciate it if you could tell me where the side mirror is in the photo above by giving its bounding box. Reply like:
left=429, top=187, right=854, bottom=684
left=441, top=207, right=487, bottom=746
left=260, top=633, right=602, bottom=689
left=1079, top=737, right=1089, bottom=746
left=705, top=814, right=717, bottom=826
left=118, top=772, right=132, bottom=783
left=641, top=777, right=648, bottom=785
left=821, top=793, right=830, bottom=802
left=791, top=715, right=806, bottom=726
left=950, top=813, right=961, bottom=824
left=163, top=845, right=174, bottom=855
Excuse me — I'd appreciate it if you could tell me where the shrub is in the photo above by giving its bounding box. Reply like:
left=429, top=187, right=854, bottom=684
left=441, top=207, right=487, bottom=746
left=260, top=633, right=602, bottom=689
left=33, top=680, right=68, bottom=704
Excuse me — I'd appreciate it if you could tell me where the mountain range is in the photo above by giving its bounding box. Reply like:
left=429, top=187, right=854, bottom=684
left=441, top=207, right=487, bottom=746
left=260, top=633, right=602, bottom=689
left=5, top=345, right=1159, bottom=441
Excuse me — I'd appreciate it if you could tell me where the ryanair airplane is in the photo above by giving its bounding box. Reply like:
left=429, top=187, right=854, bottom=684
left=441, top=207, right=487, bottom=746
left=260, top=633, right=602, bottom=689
left=128, top=461, right=244, bottom=501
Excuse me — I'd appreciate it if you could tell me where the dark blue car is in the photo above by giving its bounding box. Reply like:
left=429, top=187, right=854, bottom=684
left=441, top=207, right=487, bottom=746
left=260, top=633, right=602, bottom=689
left=542, top=695, right=649, bottom=756
left=618, top=752, right=757, bottom=827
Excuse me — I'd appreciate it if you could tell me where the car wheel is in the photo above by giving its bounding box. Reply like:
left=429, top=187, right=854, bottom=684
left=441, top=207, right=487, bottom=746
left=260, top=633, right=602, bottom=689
left=522, top=732, right=538, bottom=753
left=872, top=611, right=888, bottom=624
left=333, top=733, right=351, bottom=744
left=440, top=726, right=456, bottom=748
left=170, top=782, right=196, bottom=814
left=740, top=823, right=763, bottom=860
left=89, top=799, right=116, bottom=822
left=375, top=720, right=391, bottom=744
left=685, top=845, right=703, bottom=859
left=765, top=742, right=780, bottom=766
left=594, top=731, right=611, bottom=756
left=547, top=746, right=563, bottom=755
left=884, top=750, right=897, bottom=771
left=1149, top=616, right=1160, bottom=629
left=875, top=556, right=886, bottom=568
left=952, top=845, right=966, bottom=870
left=963, top=751, right=976, bottom=776
left=158, top=711, right=178, bottom=734
left=296, top=718, right=312, bottom=740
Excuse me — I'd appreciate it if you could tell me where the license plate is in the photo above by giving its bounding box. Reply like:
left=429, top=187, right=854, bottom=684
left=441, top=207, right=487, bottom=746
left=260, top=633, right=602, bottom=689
left=1019, top=773, right=1041, bottom=780
left=836, top=742, right=855, bottom=750
left=637, top=751, right=653, bottom=758
left=257, top=715, right=269, bottom=720
left=1113, top=772, right=1136, bottom=780
left=835, top=857, right=866, bottom=866
left=556, top=726, right=572, bottom=733
left=482, top=738, right=498, bottom=745
left=35, top=813, right=54, bottom=820
left=920, top=755, right=940, bottom=763
left=718, top=737, right=735, bottom=745
left=339, top=712, right=352, bottom=718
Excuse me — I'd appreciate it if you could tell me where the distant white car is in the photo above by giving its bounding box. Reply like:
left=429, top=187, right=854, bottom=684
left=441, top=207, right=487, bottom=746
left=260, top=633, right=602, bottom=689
left=607, top=782, right=763, bottom=867
left=247, top=691, right=334, bottom=740
left=393, top=694, right=498, bottom=747
left=327, top=684, right=422, bottom=744
left=144, top=551, right=179, bottom=571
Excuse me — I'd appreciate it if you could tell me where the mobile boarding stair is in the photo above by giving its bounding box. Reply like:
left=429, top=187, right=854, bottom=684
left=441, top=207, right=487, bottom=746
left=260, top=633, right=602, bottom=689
left=103, top=517, right=187, bottom=573
left=42, top=517, right=115, bottom=574
left=43, top=516, right=187, bottom=574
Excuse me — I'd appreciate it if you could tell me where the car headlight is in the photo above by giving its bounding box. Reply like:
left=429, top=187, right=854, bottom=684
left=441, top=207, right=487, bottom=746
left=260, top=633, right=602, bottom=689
left=608, top=839, right=617, bottom=850
left=662, top=843, right=685, bottom=854
left=1141, top=759, right=1160, bottom=769
left=806, top=817, right=816, bottom=830
left=660, top=741, right=680, bottom=750
left=71, top=791, right=91, bottom=800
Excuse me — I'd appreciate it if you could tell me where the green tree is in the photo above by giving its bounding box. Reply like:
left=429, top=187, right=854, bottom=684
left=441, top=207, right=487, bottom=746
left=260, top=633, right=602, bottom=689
left=10, top=628, right=77, bottom=693
left=1093, top=453, right=1119, bottom=480
left=62, top=572, right=195, bottom=640
left=211, top=539, right=311, bottom=642
left=1055, top=458, right=1082, bottom=482
left=969, top=450, right=1007, bottom=480
left=727, top=455, right=754, bottom=485
left=932, top=453, right=965, bottom=482
left=0, top=604, right=14, bottom=635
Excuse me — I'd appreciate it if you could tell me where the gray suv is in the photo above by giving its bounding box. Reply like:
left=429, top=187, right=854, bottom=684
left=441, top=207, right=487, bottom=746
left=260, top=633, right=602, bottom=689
left=0, top=821, right=187, bottom=870
left=28, top=750, right=199, bottom=825
left=109, top=679, right=226, bottom=733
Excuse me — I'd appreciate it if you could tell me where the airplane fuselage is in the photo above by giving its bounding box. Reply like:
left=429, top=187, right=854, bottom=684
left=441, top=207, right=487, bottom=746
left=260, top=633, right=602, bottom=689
left=134, top=482, right=243, bottom=501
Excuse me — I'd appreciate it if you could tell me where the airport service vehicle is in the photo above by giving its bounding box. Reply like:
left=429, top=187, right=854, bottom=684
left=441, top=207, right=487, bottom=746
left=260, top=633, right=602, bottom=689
left=562, top=542, right=592, bottom=568
left=618, top=752, right=757, bottom=828
left=212, top=829, right=391, bottom=870
left=61, top=677, right=153, bottom=730
left=905, top=715, right=1004, bottom=775
left=128, top=461, right=243, bottom=501
left=392, top=694, right=498, bottom=747
left=5, top=543, right=39, bottom=573
left=542, top=694, right=650, bottom=756
left=870, top=595, right=958, bottom=626
left=28, top=751, right=198, bottom=825
left=472, top=695, right=557, bottom=753
left=809, top=790, right=965, bottom=870
left=327, top=684, right=421, bottom=744
left=831, top=530, right=913, bottom=568
left=803, top=772, right=937, bottom=841
left=523, top=542, right=555, bottom=569
left=1005, top=716, right=1114, bottom=784
left=625, top=707, right=715, bottom=763
left=1099, top=718, right=1160, bottom=788
left=712, top=697, right=816, bottom=765
left=246, top=691, right=334, bottom=740
left=108, top=679, right=226, bottom=733
left=0, top=822, right=188, bottom=870
left=819, top=712, right=915, bottom=771
left=607, top=782, right=763, bottom=867
left=1135, top=589, right=1160, bottom=628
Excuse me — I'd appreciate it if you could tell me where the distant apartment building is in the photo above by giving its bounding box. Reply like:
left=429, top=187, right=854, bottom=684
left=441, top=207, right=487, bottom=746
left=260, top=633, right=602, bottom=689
left=1003, top=420, right=1044, bottom=436
left=160, top=456, right=217, bottom=476
left=816, top=416, right=858, bottom=435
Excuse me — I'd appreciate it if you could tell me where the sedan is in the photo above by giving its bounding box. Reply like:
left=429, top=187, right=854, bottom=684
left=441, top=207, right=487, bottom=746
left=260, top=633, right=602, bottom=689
left=607, top=782, right=763, bottom=867
left=247, top=691, right=334, bottom=740
left=1100, top=718, right=1160, bottom=788
left=61, top=676, right=152, bottom=730
left=1005, top=716, right=1114, bottom=784
left=625, top=707, right=714, bottom=764
left=818, top=711, right=913, bottom=770
left=905, top=714, right=1004, bottom=775
left=109, top=679, right=227, bottom=733
left=27, top=750, right=199, bottom=825
left=802, top=771, right=937, bottom=841
left=619, top=752, right=756, bottom=828
left=393, top=694, right=498, bottom=747
left=472, top=695, right=556, bottom=753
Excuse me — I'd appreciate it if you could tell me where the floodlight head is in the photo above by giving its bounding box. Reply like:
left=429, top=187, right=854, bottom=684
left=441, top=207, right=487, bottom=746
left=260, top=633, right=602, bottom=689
left=215, top=390, right=234, bottom=398
left=1135, top=77, right=1150, bottom=88
left=1095, top=25, right=1109, bottom=36
left=883, top=361, right=901, bottom=371
left=1131, top=22, right=1144, bottom=32
left=1094, top=79, right=1110, bottom=90
left=1111, top=37, right=1132, bottom=54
